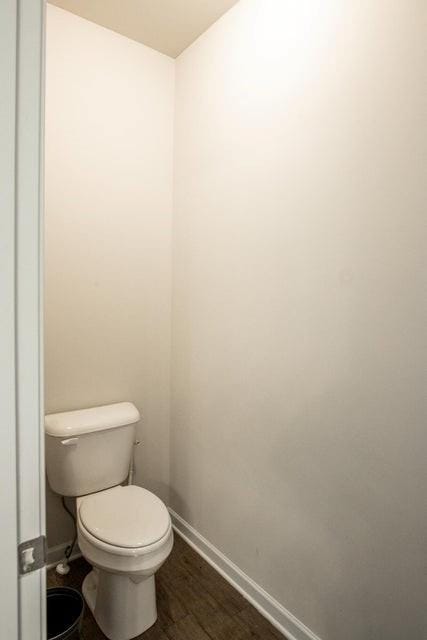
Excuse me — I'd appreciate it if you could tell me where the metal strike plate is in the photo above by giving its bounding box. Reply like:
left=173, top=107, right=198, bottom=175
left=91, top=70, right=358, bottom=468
left=18, top=535, right=46, bottom=575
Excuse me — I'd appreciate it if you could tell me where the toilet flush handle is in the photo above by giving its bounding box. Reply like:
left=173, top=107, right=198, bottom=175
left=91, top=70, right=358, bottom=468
left=60, top=437, right=79, bottom=446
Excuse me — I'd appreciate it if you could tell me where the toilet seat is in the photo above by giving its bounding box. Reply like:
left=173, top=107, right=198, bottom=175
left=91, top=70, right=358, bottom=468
left=78, top=485, right=171, bottom=552
left=77, top=486, right=174, bottom=640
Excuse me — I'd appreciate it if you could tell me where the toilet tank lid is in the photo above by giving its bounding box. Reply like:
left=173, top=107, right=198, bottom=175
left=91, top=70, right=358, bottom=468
left=45, top=402, right=140, bottom=437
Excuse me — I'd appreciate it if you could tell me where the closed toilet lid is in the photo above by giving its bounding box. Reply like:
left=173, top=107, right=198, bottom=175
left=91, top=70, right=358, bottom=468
left=79, top=485, right=170, bottom=549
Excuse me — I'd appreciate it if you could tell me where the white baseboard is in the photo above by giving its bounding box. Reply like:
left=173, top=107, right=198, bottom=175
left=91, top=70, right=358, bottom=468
left=47, top=541, right=81, bottom=570
left=169, top=509, right=321, bottom=640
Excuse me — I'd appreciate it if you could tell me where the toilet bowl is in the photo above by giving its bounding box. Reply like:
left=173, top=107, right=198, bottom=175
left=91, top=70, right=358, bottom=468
left=77, top=484, right=173, bottom=640
left=44, top=402, right=173, bottom=640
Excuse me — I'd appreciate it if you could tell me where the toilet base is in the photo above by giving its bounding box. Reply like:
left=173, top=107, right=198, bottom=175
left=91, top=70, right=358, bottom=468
left=82, top=568, right=157, bottom=640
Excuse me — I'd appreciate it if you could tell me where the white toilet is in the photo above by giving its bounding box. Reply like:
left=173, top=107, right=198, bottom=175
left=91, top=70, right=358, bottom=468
left=45, top=402, right=173, bottom=640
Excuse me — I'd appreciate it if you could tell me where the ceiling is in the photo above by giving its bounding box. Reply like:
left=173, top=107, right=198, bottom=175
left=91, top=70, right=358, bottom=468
left=48, top=0, right=239, bottom=58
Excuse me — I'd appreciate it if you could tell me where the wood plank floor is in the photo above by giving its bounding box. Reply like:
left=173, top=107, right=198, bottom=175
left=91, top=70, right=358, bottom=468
left=47, top=534, right=285, bottom=640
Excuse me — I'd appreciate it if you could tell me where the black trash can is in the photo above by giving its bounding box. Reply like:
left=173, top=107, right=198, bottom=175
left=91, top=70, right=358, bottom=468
left=47, top=587, right=84, bottom=640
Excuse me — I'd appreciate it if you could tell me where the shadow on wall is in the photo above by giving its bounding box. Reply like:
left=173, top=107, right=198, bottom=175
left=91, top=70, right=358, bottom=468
left=46, top=483, right=74, bottom=549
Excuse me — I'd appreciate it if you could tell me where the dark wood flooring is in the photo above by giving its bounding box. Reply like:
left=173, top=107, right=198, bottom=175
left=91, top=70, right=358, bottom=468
left=47, top=534, right=284, bottom=640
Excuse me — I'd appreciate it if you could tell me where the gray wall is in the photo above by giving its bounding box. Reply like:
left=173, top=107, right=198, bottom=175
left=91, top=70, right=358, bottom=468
left=171, top=1, right=427, bottom=639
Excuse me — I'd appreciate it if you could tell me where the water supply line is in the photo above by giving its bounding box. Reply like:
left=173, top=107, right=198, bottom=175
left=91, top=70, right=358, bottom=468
left=56, top=497, right=77, bottom=575
left=128, top=438, right=141, bottom=485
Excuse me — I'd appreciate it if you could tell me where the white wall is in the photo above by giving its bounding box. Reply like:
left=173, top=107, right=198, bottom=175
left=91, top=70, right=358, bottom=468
left=45, top=5, right=175, bottom=546
left=46, top=2, right=427, bottom=638
left=172, top=2, right=427, bottom=639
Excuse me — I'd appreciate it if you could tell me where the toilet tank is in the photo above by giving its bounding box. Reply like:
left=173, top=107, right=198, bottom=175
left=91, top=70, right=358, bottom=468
left=45, top=402, right=140, bottom=497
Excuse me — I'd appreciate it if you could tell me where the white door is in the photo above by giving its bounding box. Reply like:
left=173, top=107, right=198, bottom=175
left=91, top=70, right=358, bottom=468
left=0, top=1, right=46, bottom=639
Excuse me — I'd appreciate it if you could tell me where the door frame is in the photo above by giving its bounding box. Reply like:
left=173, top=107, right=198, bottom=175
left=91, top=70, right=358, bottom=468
left=0, top=1, right=46, bottom=638
left=0, top=0, right=19, bottom=636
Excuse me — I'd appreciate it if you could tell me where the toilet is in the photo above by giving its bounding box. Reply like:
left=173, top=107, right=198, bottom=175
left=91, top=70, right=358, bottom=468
left=45, top=402, right=173, bottom=640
